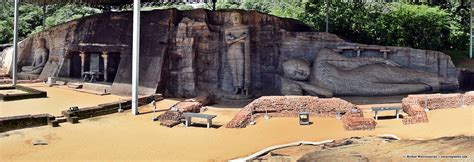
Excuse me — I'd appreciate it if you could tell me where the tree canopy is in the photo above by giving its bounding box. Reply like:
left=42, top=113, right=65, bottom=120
left=0, top=0, right=469, bottom=52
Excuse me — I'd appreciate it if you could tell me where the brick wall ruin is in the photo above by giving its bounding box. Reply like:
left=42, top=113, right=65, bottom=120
left=402, top=104, right=429, bottom=125
left=157, top=94, right=213, bottom=127
left=341, top=109, right=377, bottom=131
left=401, top=91, right=473, bottom=124
left=226, top=96, right=355, bottom=128
left=402, top=91, right=474, bottom=110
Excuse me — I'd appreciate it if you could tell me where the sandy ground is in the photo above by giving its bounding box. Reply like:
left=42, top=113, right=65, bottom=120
left=0, top=83, right=121, bottom=117
left=0, top=95, right=472, bottom=161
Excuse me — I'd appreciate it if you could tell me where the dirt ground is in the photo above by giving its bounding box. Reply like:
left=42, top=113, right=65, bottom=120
left=0, top=83, right=121, bottom=117
left=457, top=59, right=474, bottom=70
left=0, top=95, right=472, bottom=161
left=255, top=136, right=474, bottom=162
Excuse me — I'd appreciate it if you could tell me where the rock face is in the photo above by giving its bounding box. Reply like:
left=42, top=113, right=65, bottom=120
left=0, top=9, right=459, bottom=98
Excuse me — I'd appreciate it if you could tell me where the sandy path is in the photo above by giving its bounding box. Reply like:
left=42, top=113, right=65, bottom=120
left=0, top=83, right=122, bottom=117
left=0, top=99, right=472, bottom=161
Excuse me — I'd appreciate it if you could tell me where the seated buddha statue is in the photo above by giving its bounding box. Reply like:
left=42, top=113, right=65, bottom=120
left=21, top=38, right=49, bottom=74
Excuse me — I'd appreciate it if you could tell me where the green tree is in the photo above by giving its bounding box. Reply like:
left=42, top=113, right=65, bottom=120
left=301, top=1, right=468, bottom=51
left=36, top=4, right=100, bottom=33
left=0, top=3, right=43, bottom=44
left=0, top=3, right=100, bottom=44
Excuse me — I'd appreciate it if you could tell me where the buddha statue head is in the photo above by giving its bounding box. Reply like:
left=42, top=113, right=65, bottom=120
left=282, top=59, right=311, bottom=81
left=36, top=38, right=46, bottom=49
left=230, top=12, right=243, bottom=26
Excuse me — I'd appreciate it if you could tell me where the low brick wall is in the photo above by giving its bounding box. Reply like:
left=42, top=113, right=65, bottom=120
left=62, top=94, right=163, bottom=121
left=226, top=96, right=355, bottom=128
left=402, top=104, right=429, bottom=125
left=226, top=109, right=252, bottom=128
left=341, top=109, right=377, bottom=131
left=402, top=91, right=474, bottom=110
left=400, top=92, right=474, bottom=125
left=465, top=91, right=474, bottom=106
left=0, top=114, right=54, bottom=133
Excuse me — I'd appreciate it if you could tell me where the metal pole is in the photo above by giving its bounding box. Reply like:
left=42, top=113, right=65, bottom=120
left=132, top=0, right=141, bottom=115
left=42, top=3, right=46, bottom=30
left=325, top=0, right=329, bottom=33
left=470, top=23, right=472, bottom=59
left=12, top=0, right=19, bottom=86
left=470, top=8, right=472, bottom=59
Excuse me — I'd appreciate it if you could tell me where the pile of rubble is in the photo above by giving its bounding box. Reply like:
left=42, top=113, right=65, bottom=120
left=341, top=108, right=377, bottom=131
left=226, top=96, right=355, bottom=128
left=225, top=109, right=252, bottom=128
left=400, top=91, right=473, bottom=125
left=157, top=94, right=213, bottom=127
left=402, top=104, right=429, bottom=125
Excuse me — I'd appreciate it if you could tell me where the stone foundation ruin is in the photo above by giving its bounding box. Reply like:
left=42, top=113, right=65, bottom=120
left=0, top=85, right=47, bottom=101
left=225, top=96, right=355, bottom=128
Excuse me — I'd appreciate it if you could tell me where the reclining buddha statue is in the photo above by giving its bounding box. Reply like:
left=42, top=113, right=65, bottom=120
left=281, top=48, right=445, bottom=97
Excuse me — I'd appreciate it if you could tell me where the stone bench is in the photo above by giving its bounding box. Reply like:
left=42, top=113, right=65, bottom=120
left=83, top=71, right=103, bottom=82
left=371, top=106, right=401, bottom=120
left=183, top=112, right=217, bottom=128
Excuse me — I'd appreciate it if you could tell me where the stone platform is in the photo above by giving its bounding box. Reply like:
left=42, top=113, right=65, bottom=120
left=0, top=85, right=47, bottom=101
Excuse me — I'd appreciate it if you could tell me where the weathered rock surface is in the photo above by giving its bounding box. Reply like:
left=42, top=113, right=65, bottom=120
left=297, top=136, right=473, bottom=162
left=0, top=9, right=459, bottom=98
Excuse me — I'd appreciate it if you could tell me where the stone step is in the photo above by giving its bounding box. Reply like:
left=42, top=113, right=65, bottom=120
left=68, top=116, right=79, bottom=124
left=67, top=83, right=83, bottom=89
left=50, top=120, right=60, bottom=127
left=72, top=88, right=111, bottom=96
left=55, top=116, right=68, bottom=123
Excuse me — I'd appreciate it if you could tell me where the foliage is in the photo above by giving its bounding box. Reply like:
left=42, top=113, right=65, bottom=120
left=40, top=4, right=100, bottom=32
left=212, top=0, right=468, bottom=51
left=269, top=1, right=306, bottom=20
left=0, top=3, right=100, bottom=44
left=143, top=4, right=194, bottom=11
left=301, top=1, right=469, bottom=51
left=0, top=3, right=43, bottom=44
left=0, top=1, right=469, bottom=52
